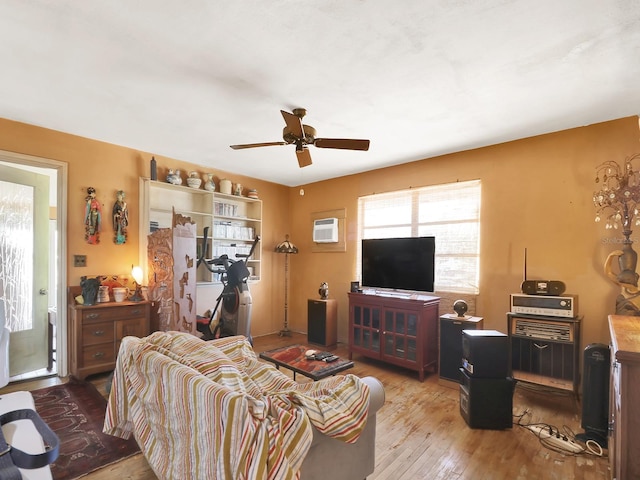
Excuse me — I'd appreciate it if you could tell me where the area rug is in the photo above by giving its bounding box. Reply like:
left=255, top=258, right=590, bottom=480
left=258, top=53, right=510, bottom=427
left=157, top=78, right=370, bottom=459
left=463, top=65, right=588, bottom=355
left=31, top=377, right=141, bottom=480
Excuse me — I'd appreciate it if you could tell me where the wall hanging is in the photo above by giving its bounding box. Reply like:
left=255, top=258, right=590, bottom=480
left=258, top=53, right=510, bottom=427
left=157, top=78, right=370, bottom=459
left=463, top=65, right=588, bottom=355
left=84, top=187, right=102, bottom=244
left=112, top=189, right=128, bottom=244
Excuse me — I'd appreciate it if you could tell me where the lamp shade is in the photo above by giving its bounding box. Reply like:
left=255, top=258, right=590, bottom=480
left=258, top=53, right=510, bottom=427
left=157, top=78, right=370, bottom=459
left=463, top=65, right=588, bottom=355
left=275, top=234, right=298, bottom=254
left=131, top=265, right=144, bottom=285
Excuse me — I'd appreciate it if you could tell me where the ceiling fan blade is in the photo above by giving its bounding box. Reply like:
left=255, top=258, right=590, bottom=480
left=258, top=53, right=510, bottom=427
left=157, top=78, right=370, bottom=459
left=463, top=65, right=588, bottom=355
left=296, top=147, right=313, bottom=168
left=315, top=138, right=370, bottom=151
left=281, top=110, right=304, bottom=138
left=230, top=141, right=287, bottom=150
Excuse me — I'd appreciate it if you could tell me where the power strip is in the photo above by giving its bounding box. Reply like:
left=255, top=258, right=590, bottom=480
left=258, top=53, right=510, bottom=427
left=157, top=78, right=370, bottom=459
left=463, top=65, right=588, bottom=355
left=528, top=425, right=584, bottom=453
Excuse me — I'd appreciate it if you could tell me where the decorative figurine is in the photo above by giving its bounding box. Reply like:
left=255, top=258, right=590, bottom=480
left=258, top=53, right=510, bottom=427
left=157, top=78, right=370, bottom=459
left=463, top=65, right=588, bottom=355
left=113, top=189, right=129, bottom=244
left=84, top=187, right=102, bottom=244
left=167, top=169, right=183, bottom=185
left=319, top=282, right=329, bottom=299
left=453, top=299, right=468, bottom=317
left=80, top=276, right=100, bottom=305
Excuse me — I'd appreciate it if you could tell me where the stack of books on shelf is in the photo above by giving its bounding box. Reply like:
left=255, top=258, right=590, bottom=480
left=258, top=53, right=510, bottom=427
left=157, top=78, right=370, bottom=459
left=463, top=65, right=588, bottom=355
left=213, top=221, right=255, bottom=240
left=213, top=243, right=253, bottom=258
left=213, top=221, right=256, bottom=240
left=214, top=201, right=239, bottom=217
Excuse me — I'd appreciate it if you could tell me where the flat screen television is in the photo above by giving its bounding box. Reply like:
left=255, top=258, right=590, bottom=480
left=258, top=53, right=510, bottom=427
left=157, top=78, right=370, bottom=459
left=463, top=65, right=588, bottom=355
left=361, top=236, right=435, bottom=293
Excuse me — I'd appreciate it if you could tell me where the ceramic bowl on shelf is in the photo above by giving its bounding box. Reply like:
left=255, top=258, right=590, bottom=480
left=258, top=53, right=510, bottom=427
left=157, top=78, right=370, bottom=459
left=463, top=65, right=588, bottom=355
left=187, top=171, right=202, bottom=189
left=187, top=177, right=202, bottom=189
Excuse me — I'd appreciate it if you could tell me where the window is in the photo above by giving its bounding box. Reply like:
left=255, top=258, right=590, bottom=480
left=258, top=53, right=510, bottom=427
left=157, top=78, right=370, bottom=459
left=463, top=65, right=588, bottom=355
left=357, top=180, right=481, bottom=294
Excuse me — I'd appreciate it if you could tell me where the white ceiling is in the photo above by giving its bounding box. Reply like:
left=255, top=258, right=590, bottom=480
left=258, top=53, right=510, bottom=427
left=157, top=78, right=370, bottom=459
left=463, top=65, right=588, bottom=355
left=0, top=1, right=639, bottom=187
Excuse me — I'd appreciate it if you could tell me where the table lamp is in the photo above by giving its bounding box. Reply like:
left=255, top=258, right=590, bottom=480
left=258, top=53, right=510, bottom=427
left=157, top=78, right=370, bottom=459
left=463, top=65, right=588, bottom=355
left=130, top=265, right=144, bottom=302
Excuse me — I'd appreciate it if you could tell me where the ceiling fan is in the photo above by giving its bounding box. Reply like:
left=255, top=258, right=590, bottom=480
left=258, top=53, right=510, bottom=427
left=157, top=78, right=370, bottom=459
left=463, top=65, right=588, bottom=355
left=230, top=108, right=370, bottom=168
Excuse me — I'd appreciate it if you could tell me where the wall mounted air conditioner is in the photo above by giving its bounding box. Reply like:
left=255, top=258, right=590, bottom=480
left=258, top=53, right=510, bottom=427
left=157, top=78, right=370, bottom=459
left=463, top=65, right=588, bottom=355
left=313, top=217, right=339, bottom=243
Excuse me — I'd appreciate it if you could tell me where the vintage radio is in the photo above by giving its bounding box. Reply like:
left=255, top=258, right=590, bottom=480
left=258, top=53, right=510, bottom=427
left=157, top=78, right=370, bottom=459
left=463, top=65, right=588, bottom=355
left=510, top=293, right=577, bottom=318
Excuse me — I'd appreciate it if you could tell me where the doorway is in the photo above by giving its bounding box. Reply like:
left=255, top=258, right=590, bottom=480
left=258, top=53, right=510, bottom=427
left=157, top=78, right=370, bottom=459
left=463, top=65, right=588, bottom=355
left=0, top=151, right=67, bottom=381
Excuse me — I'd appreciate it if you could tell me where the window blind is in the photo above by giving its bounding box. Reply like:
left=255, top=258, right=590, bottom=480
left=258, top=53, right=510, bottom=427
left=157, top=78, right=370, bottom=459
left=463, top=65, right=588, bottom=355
left=357, top=180, right=481, bottom=294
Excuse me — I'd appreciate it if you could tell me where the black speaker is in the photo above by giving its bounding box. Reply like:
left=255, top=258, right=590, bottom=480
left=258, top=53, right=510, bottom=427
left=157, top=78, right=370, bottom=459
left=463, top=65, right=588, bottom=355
left=308, top=300, right=330, bottom=346
left=462, top=330, right=509, bottom=378
left=577, top=343, right=610, bottom=447
left=308, top=301, right=327, bottom=345
left=307, top=299, right=337, bottom=346
left=439, top=315, right=483, bottom=384
left=459, top=369, right=515, bottom=429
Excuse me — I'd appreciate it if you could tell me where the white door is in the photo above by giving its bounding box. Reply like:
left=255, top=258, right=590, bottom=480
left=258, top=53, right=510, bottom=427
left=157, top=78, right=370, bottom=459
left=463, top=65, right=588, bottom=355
left=0, top=163, right=50, bottom=376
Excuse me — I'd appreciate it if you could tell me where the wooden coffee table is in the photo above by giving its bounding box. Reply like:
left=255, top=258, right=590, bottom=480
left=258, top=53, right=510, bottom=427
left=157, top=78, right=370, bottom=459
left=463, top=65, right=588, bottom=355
left=259, top=344, right=354, bottom=381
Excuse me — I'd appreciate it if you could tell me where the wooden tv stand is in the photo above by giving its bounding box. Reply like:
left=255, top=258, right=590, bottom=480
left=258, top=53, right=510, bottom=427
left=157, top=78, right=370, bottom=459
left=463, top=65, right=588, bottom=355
left=348, top=292, right=440, bottom=381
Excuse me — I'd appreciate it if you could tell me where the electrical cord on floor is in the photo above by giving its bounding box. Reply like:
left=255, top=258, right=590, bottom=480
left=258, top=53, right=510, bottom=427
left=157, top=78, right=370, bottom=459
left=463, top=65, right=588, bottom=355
left=583, top=438, right=604, bottom=457
left=512, top=410, right=605, bottom=457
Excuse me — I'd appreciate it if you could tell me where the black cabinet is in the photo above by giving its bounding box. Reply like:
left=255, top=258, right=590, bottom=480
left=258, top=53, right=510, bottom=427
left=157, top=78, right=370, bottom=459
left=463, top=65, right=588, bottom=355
left=507, top=313, right=580, bottom=396
left=438, top=314, right=483, bottom=388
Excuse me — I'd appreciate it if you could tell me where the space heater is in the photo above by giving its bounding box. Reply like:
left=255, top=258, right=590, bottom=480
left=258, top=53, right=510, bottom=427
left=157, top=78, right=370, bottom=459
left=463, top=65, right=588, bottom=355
left=577, top=343, right=610, bottom=448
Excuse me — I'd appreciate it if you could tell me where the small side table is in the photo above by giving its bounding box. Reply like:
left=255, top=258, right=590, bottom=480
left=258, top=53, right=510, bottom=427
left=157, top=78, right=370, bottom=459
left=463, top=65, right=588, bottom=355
left=308, top=298, right=337, bottom=347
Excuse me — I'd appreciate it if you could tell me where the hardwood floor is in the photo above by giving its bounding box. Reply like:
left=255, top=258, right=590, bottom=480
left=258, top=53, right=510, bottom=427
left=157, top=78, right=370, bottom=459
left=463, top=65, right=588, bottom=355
left=0, top=333, right=610, bottom=479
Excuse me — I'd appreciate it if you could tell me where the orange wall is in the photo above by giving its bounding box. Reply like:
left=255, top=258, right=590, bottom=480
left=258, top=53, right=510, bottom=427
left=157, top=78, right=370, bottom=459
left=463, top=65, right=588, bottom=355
left=287, top=117, right=640, bottom=353
left=0, top=116, right=638, bottom=351
left=0, top=118, right=290, bottom=337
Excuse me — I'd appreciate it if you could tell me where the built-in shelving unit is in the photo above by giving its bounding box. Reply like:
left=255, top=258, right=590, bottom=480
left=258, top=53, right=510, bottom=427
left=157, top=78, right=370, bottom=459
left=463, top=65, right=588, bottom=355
left=211, top=192, right=262, bottom=281
left=139, top=178, right=262, bottom=285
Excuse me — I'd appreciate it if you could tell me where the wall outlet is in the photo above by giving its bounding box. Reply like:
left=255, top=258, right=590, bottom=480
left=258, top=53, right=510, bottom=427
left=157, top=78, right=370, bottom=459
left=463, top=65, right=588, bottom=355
left=74, top=255, right=87, bottom=267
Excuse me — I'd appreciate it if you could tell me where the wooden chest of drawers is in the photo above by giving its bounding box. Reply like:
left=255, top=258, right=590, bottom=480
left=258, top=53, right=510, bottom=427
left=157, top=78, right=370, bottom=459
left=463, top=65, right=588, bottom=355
left=68, top=288, right=150, bottom=380
left=608, top=315, right=640, bottom=480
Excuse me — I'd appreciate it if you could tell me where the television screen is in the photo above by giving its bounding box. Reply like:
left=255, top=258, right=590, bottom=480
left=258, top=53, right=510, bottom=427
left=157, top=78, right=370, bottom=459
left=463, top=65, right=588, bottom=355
left=361, top=237, right=435, bottom=293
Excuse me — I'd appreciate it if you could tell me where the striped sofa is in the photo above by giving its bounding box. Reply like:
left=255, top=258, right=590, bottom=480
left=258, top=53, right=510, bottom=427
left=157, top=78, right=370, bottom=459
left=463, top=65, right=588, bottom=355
left=104, top=332, right=384, bottom=480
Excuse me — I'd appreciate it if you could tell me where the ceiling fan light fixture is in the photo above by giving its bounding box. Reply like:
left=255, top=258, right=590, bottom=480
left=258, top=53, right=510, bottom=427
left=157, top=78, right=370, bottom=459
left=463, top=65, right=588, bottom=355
left=230, top=108, right=370, bottom=168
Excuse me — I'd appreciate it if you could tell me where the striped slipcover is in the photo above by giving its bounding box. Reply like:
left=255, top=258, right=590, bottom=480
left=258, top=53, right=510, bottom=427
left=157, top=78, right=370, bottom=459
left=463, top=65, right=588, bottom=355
left=104, top=332, right=370, bottom=480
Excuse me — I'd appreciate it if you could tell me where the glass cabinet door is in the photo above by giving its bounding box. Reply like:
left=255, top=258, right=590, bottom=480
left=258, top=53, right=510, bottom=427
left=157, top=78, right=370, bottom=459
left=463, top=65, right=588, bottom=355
left=354, top=305, right=362, bottom=326
left=371, top=308, right=381, bottom=352
left=352, top=305, right=381, bottom=353
left=407, top=314, right=417, bottom=336
left=383, top=308, right=418, bottom=364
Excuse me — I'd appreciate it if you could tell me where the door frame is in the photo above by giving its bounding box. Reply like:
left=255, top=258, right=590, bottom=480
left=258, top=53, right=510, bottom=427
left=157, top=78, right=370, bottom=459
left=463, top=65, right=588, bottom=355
left=0, top=149, right=68, bottom=377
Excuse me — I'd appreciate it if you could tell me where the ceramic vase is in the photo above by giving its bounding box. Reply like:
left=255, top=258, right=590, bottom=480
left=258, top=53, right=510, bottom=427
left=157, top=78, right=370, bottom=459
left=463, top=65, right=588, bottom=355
left=204, top=173, right=215, bottom=191
left=220, top=178, right=232, bottom=195
left=97, top=285, right=110, bottom=303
